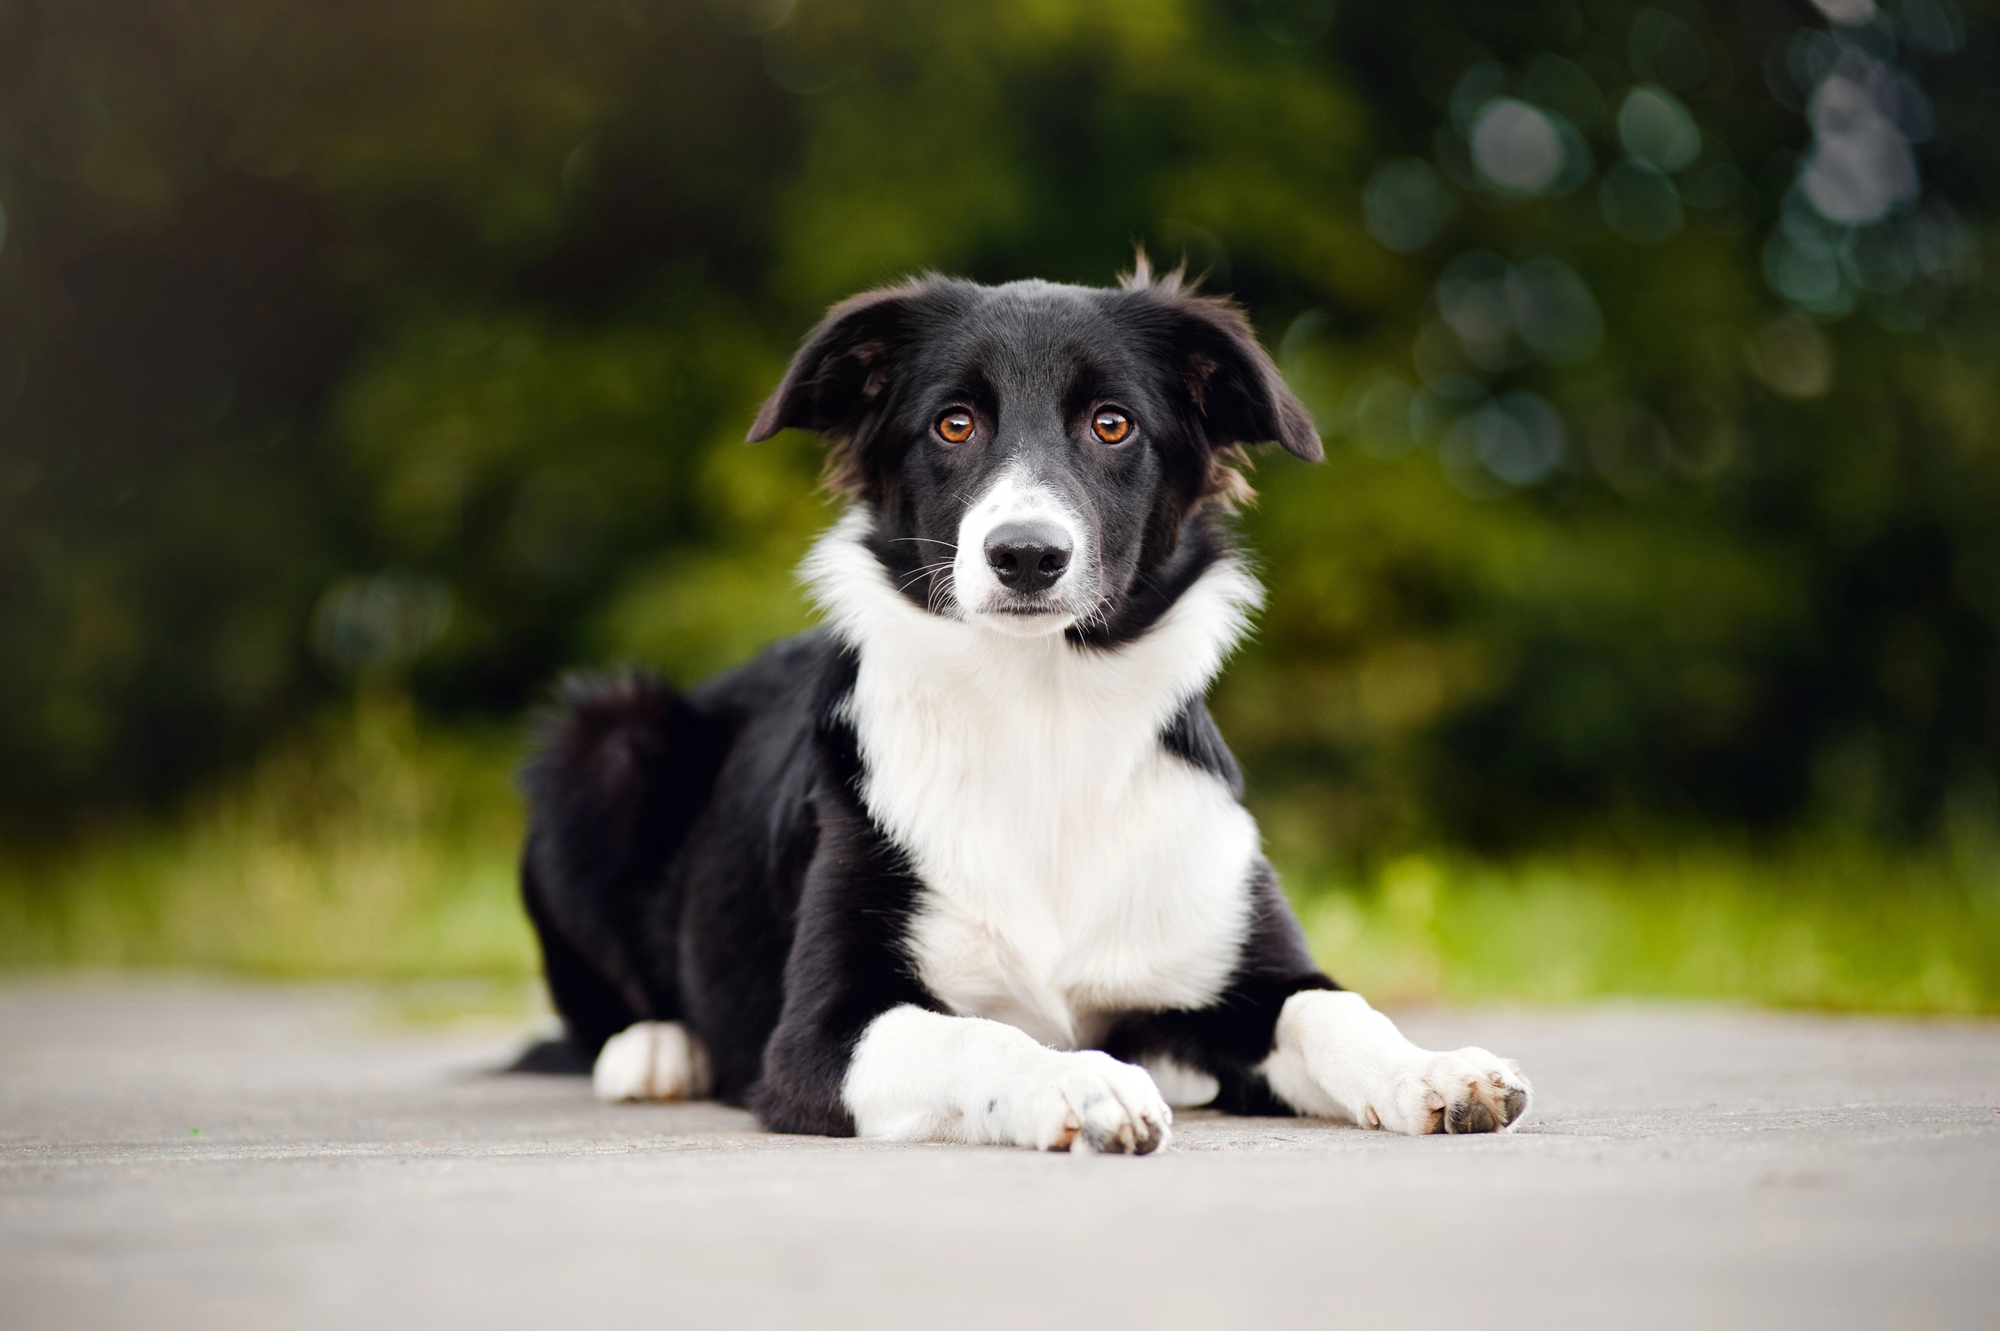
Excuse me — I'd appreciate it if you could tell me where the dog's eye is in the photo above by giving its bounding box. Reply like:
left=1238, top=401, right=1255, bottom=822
left=936, top=411, right=975, bottom=445
left=1091, top=410, right=1132, bottom=445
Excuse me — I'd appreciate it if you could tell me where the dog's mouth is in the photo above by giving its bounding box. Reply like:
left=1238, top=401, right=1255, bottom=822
left=968, top=590, right=1089, bottom=636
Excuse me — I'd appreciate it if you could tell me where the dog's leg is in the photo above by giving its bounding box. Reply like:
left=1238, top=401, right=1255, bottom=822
left=843, top=1005, right=1173, bottom=1153
left=1259, top=990, right=1531, bottom=1134
left=592, top=1021, right=713, bottom=1103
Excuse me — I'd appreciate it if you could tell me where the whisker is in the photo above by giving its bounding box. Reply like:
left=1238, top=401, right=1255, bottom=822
left=898, top=556, right=961, bottom=620
left=920, top=561, right=956, bottom=617
left=896, top=557, right=956, bottom=592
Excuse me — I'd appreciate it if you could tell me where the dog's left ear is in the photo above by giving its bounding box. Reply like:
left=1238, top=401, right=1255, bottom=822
left=1146, top=290, right=1324, bottom=463
left=746, top=281, right=929, bottom=445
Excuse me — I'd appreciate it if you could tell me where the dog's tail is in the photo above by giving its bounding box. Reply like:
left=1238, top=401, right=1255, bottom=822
left=518, top=670, right=730, bottom=1060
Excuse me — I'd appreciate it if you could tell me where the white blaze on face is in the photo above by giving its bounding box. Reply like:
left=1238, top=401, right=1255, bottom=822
left=950, top=466, right=1091, bottom=633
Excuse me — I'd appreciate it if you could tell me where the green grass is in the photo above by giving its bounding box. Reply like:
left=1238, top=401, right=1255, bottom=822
left=1294, top=846, right=2000, bottom=1013
left=6, top=706, right=1999, bottom=1014
left=0, top=697, right=535, bottom=980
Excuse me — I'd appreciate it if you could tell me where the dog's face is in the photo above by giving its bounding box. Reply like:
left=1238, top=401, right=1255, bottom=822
left=750, top=266, right=1320, bottom=639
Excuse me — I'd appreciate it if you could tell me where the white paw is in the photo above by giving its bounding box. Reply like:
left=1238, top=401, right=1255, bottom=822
left=592, top=1021, right=712, bottom=1103
left=1371, top=1048, right=1531, bottom=1136
left=1018, top=1050, right=1173, bottom=1154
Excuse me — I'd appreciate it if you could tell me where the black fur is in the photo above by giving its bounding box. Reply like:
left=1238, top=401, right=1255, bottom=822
left=1161, top=695, right=1245, bottom=798
left=521, top=267, right=1340, bottom=1136
left=750, top=655, right=942, bottom=1134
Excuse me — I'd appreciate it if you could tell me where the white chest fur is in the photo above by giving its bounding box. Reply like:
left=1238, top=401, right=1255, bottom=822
left=803, top=514, right=1263, bottom=1049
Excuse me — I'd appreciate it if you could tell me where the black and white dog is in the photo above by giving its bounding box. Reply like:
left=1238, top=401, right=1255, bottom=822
left=520, top=261, right=1531, bottom=1152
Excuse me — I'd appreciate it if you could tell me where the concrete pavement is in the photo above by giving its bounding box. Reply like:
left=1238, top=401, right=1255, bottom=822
left=2, top=977, right=1997, bottom=1329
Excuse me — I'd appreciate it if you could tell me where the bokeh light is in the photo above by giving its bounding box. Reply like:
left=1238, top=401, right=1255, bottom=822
left=1744, top=313, right=1835, bottom=399
left=313, top=575, right=456, bottom=676
left=1505, top=258, right=1604, bottom=366
left=1616, top=86, right=1700, bottom=173
left=1438, top=391, right=1566, bottom=495
left=1801, top=56, right=1922, bottom=224
left=1363, top=159, right=1456, bottom=254
left=1344, top=374, right=1417, bottom=460
left=1436, top=251, right=1517, bottom=371
left=1431, top=252, right=1603, bottom=373
left=1765, top=206, right=1855, bottom=315
left=1470, top=98, right=1566, bottom=196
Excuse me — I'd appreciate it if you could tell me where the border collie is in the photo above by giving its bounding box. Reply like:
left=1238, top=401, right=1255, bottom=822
left=520, top=260, right=1531, bottom=1152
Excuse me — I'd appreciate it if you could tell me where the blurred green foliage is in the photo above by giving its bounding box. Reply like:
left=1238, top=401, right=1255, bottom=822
left=0, top=698, right=533, bottom=976
left=7, top=703, right=1997, bottom=1012
left=1301, top=842, right=2000, bottom=1011
left=3, top=0, right=1998, bottom=897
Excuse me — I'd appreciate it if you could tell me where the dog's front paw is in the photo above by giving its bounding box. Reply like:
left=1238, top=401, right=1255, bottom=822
left=1373, top=1048, right=1530, bottom=1136
left=592, top=1021, right=712, bottom=1103
left=1019, top=1050, right=1172, bottom=1154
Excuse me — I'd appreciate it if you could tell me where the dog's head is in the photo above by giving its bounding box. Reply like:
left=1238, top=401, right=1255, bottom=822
left=750, top=260, right=1320, bottom=642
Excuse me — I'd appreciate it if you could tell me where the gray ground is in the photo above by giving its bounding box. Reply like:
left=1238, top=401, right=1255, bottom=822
left=2, top=979, right=1996, bottom=1330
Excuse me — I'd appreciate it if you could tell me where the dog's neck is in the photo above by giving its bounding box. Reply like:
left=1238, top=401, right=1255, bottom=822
left=801, top=507, right=1261, bottom=724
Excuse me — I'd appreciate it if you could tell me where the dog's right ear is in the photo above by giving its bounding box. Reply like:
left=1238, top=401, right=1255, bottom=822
left=746, top=281, right=930, bottom=447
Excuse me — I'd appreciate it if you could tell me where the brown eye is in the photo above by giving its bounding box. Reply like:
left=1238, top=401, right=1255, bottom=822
left=1092, top=409, right=1132, bottom=444
left=936, top=411, right=975, bottom=444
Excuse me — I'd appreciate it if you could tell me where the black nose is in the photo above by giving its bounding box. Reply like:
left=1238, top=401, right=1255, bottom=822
left=984, top=521, right=1073, bottom=594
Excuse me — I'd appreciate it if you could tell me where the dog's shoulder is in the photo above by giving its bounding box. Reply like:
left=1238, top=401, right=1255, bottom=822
left=683, top=627, right=864, bottom=833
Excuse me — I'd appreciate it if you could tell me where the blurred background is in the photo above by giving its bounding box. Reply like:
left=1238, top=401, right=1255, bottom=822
left=3, top=0, right=1997, bottom=1011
